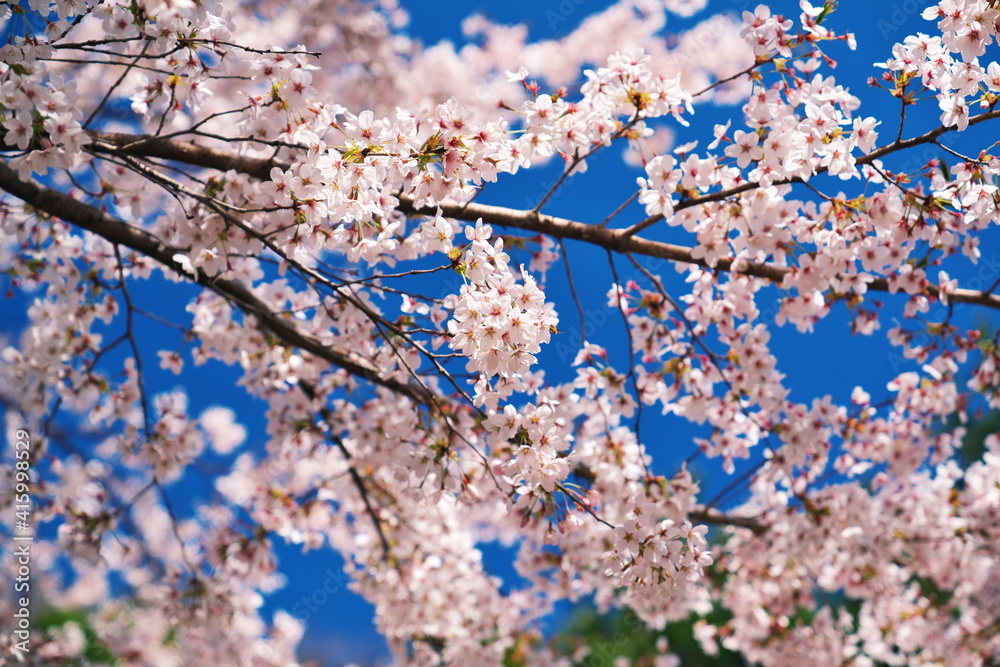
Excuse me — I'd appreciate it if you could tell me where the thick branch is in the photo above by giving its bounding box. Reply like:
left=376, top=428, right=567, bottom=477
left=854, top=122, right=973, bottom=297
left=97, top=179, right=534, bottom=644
left=88, top=131, right=282, bottom=180
left=0, top=161, right=436, bottom=406
left=73, top=129, right=1000, bottom=310
left=690, top=508, right=767, bottom=535
left=398, top=198, right=1000, bottom=309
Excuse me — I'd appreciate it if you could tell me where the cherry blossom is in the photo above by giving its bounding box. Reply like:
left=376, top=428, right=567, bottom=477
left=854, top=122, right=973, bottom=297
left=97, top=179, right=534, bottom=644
left=0, top=0, right=999, bottom=665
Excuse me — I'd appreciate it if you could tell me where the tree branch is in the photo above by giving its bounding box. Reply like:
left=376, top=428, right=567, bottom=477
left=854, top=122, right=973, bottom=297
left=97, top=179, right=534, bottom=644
left=56, top=120, right=1000, bottom=312
left=87, top=131, right=282, bottom=180
left=689, top=507, right=767, bottom=535
left=0, top=161, right=437, bottom=406
left=399, top=197, right=1000, bottom=310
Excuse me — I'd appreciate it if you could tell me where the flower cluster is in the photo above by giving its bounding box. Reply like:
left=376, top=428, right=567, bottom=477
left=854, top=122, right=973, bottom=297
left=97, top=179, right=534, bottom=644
left=2, top=0, right=1000, bottom=665
left=448, top=220, right=558, bottom=384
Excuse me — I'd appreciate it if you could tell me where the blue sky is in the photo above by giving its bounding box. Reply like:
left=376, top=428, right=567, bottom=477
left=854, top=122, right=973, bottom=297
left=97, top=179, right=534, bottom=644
left=3, top=1, right=999, bottom=665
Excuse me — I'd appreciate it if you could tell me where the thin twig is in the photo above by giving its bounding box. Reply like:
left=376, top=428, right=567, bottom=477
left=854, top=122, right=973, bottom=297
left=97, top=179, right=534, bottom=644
left=559, top=239, right=587, bottom=343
